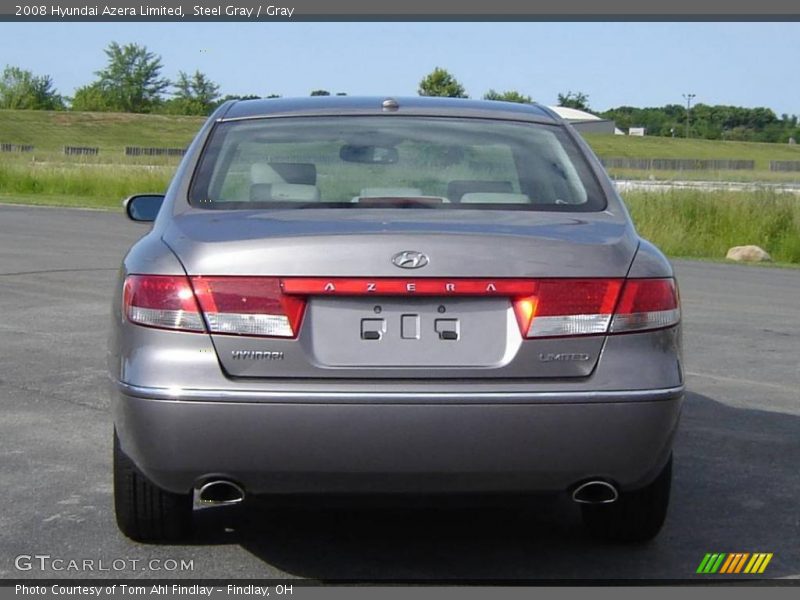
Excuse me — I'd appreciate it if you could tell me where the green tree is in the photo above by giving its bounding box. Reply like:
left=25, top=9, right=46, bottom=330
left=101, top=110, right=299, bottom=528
left=0, top=66, right=64, bottom=110
left=166, top=70, right=220, bottom=115
left=483, top=89, right=532, bottom=104
left=418, top=67, right=468, bottom=98
left=600, top=103, right=790, bottom=141
left=557, top=91, right=591, bottom=112
left=70, top=82, right=115, bottom=112
left=88, top=42, right=170, bottom=112
left=219, top=94, right=262, bottom=102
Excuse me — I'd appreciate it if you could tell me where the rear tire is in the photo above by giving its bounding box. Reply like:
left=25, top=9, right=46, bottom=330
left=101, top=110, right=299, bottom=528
left=581, top=454, right=672, bottom=543
left=113, top=430, right=192, bottom=542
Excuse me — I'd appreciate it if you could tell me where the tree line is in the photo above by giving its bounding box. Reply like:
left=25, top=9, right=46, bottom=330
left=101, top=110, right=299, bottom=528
left=2, top=49, right=797, bottom=143
left=601, top=105, right=798, bottom=143
left=416, top=68, right=800, bottom=143
left=1, top=42, right=278, bottom=116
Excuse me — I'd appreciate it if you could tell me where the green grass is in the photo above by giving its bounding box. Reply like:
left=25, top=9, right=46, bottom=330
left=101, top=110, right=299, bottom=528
left=585, top=133, right=800, bottom=183
left=0, top=161, right=173, bottom=200
left=583, top=133, right=800, bottom=165
left=606, top=168, right=800, bottom=184
left=2, top=109, right=800, bottom=166
left=622, top=189, right=800, bottom=264
left=0, top=109, right=202, bottom=154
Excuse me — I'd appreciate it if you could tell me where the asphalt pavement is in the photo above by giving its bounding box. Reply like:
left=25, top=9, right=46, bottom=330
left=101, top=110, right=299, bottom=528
left=0, top=203, right=798, bottom=580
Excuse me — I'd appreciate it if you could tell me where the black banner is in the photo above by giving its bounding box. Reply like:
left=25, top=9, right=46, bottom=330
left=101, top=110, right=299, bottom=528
left=4, top=0, right=800, bottom=21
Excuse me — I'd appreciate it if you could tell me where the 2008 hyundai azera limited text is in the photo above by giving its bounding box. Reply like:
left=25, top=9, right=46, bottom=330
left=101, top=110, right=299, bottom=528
left=110, top=96, right=683, bottom=543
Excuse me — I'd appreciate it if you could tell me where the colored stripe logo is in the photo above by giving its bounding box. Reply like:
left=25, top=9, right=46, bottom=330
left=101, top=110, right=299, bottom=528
left=696, top=553, right=773, bottom=574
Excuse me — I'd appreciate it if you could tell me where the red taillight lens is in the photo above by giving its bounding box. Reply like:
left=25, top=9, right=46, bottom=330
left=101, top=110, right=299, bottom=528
left=123, top=275, right=306, bottom=337
left=512, top=279, right=623, bottom=337
left=123, top=275, right=205, bottom=332
left=512, top=278, right=679, bottom=338
left=610, top=278, right=680, bottom=333
left=190, top=277, right=305, bottom=338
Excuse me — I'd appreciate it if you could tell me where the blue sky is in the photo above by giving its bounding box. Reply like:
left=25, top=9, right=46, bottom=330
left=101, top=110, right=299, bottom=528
left=1, top=21, right=798, bottom=115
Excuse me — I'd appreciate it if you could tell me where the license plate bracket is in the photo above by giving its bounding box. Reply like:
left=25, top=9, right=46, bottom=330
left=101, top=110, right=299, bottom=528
left=307, top=297, right=517, bottom=368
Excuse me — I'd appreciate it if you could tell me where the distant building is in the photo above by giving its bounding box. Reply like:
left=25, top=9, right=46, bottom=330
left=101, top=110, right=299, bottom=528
left=548, top=106, right=624, bottom=135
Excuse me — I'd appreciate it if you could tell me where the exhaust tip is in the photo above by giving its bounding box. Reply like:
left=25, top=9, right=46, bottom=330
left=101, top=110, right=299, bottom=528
left=195, top=480, right=245, bottom=508
left=571, top=480, right=619, bottom=504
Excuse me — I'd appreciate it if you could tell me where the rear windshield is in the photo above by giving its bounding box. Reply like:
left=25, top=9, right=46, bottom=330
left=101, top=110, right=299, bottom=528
left=189, top=116, right=606, bottom=211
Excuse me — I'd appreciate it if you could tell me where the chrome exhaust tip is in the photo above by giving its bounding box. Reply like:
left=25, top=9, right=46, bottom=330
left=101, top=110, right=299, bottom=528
left=194, top=480, right=245, bottom=509
left=571, top=480, right=619, bottom=504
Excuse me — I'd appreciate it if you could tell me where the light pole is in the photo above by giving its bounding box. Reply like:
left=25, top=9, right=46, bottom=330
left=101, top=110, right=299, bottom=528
left=683, top=93, right=696, bottom=139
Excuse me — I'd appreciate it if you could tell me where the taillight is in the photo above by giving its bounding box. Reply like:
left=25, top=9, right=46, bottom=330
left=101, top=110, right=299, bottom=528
left=123, top=275, right=205, bottom=332
left=610, top=278, right=680, bottom=333
left=123, top=275, right=305, bottom=337
left=512, top=277, right=679, bottom=338
left=512, top=279, right=623, bottom=337
left=123, top=274, right=678, bottom=339
left=190, top=277, right=305, bottom=338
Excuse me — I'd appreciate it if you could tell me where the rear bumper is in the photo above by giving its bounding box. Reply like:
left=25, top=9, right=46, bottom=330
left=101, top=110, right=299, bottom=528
left=113, top=382, right=683, bottom=496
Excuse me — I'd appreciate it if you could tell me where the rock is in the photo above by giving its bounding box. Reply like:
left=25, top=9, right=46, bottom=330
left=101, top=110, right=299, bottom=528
left=726, top=245, right=772, bottom=262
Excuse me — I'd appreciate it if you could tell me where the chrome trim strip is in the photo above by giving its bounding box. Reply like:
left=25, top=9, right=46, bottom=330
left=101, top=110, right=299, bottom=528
left=115, top=380, right=684, bottom=404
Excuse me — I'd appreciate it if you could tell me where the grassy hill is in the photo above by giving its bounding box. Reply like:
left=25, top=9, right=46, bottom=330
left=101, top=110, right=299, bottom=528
left=0, top=109, right=203, bottom=153
left=582, top=133, right=800, bottom=168
left=2, top=109, right=800, bottom=164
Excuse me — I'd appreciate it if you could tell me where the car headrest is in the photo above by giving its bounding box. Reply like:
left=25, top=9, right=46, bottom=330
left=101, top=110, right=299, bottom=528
left=459, top=192, right=530, bottom=204
left=251, top=163, right=317, bottom=185
left=250, top=183, right=320, bottom=202
left=359, top=187, right=423, bottom=198
left=269, top=162, right=317, bottom=185
left=447, top=180, right=513, bottom=202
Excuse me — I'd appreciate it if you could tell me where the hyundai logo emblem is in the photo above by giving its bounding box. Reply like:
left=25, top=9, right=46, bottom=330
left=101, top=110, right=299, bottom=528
left=392, top=250, right=429, bottom=269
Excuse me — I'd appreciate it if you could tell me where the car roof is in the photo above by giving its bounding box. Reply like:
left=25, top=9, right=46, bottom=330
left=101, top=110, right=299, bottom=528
left=219, top=96, right=561, bottom=125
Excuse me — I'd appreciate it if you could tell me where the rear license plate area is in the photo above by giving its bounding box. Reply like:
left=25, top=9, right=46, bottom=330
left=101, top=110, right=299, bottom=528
left=306, top=297, right=518, bottom=368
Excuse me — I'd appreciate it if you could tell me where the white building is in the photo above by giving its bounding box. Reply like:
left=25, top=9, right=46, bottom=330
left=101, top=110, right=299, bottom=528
left=547, top=106, right=625, bottom=135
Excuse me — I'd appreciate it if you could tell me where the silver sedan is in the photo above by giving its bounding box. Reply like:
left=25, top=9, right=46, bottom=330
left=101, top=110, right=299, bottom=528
left=110, top=96, right=683, bottom=543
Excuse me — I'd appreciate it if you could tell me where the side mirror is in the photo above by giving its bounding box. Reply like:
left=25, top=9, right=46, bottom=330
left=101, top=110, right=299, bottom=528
left=124, top=194, right=165, bottom=222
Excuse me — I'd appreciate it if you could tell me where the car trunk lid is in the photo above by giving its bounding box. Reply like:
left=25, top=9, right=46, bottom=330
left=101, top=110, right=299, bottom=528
left=162, top=208, right=638, bottom=379
left=165, top=208, right=636, bottom=278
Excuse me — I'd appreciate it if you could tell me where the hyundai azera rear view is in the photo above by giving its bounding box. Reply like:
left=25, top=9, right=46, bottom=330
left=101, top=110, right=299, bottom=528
left=110, top=96, right=683, bottom=543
